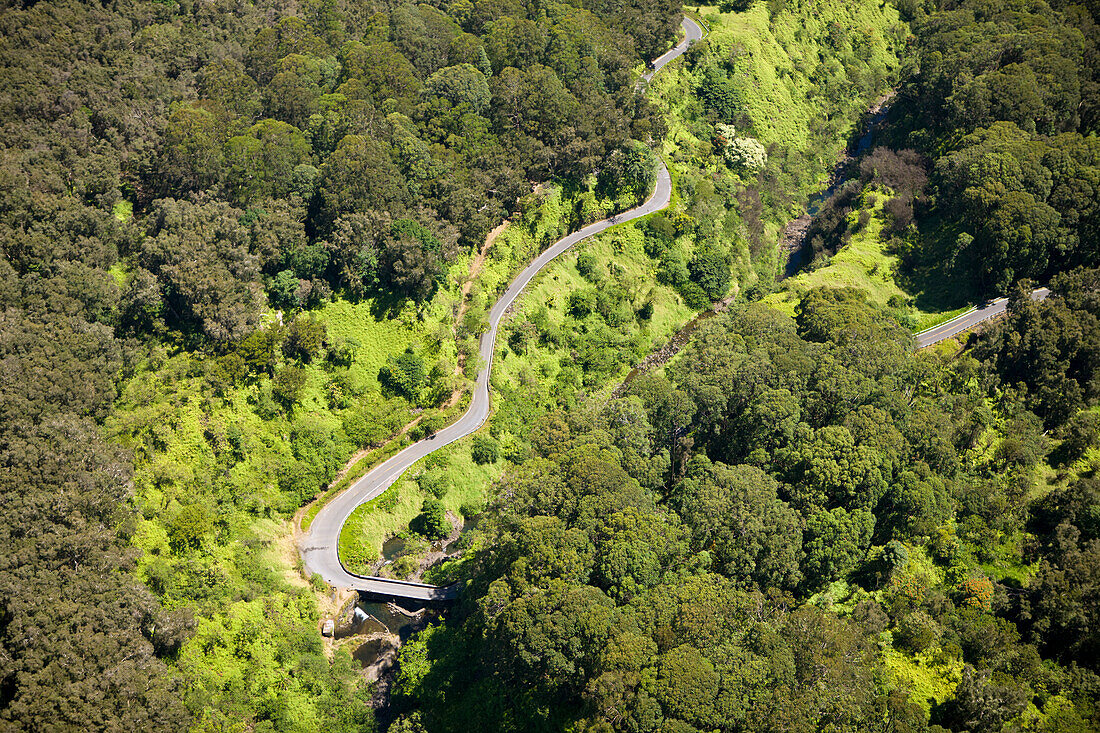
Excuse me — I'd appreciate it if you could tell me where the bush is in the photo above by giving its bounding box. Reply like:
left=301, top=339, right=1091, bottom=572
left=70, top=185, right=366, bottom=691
left=576, top=251, right=600, bottom=281
left=272, top=366, right=307, bottom=409
left=342, top=397, right=392, bottom=447
left=1053, top=411, right=1100, bottom=466
left=460, top=305, right=488, bottom=338
left=459, top=499, right=485, bottom=518
left=411, top=499, right=451, bottom=540
left=643, top=215, right=675, bottom=255
left=392, top=555, right=419, bottom=579
left=895, top=611, right=941, bottom=653
left=411, top=411, right=448, bottom=440
left=283, top=317, right=326, bottom=362
left=568, top=289, right=597, bottom=317
left=855, top=209, right=872, bottom=232
left=471, top=434, right=500, bottom=464
left=380, top=348, right=426, bottom=401
left=680, top=281, right=712, bottom=310
left=689, top=246, right=732, bottom=301
left=269, top=269, right=301, bottom=310
left=699, top=66, right=742, bottom=122
left=326, top=338, right=358, bottom=368
left=657, top=247, right=691, bottom=289
left=417, top=469, right=449, bottom=499
left=169, top=504, right=212, bottom=550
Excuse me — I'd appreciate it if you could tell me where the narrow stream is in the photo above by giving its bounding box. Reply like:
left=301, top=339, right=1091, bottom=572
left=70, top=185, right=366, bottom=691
left=344, top=531, right=468, bottom=667
left=619, top=94, right=897, bottom=391
left=781, top=95, right=895, bottom=280
left=339, top=597, right=439, bottom=669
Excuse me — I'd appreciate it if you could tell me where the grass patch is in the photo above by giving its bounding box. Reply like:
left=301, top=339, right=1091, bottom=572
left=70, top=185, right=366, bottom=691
left=883, top=646, right=964, bottom=714
left=315, top=297, right=424, bottom=393
left=765, top=192, right=967, bottom=330
left=113, top=199, right=132, bottom=222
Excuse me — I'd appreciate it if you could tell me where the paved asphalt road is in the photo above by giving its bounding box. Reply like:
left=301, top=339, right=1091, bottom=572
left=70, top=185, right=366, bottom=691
left=914, top=288, right=1050, bottom=349
left=299, top=17, right=704, bottom=601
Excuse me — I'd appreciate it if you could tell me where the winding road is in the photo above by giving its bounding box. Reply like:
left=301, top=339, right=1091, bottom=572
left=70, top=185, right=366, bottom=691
left=299, top=16, right=705, bottom=602
left=914, top=288, right=1050, bottom=348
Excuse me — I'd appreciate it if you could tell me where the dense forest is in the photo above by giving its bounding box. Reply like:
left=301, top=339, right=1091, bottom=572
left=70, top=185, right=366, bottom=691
left=1, top=0, right=1099, bottom=728
left=390, top=274, right=1100, bottom=731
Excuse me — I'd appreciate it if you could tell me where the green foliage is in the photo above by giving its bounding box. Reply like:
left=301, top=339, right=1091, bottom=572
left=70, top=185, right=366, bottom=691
left=8, top=0, right=1100, bottom=727
left=169, top=504, right=213, bottom=551
left=270, top=269, right=302, bottom=310
left=380, top=347, right=427, bottom=402
left=673, top=456, right=802, bottom=590
left=880, top=0, right=1100, bottom=298
left=237, top=326, right=285, bottom=376
left=1053, top=410, right=1100, bottom=467
left=975, top=269, right=1100, bottom=428
left=0, top=411, right=190, bottom=730
left=688, top=245, right=732, bottom=301
left=470, top=434, right=500, bottom=465
left=141, top=199, right=265, bottom=344
left=272, top=365, right=308, bottom=409
left=177, top=594, right=373, bottom=731
left=411, top=498, right=450, bottom=540
left=576, top=250, right=599, bottom=281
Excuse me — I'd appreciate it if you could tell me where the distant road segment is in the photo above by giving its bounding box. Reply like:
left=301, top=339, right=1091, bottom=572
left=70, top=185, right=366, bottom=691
left=914, top=288, right=1050, bottom=348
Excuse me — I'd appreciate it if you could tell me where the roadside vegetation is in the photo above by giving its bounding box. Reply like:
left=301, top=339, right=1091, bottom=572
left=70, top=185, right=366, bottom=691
left=339, top=0, right=917, bottom=582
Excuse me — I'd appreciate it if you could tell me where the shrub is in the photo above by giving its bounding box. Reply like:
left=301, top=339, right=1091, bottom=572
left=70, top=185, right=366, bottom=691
left=895, top=611, right=941, bottom=653
left=283, top=316, right=326, bottom=362
left=855, top=209, right=872, bottom=232
left=567, top=289, right=597, bottom=317
left=272, top=365, right=307, bottom=409
left=412, top=411, right=448, bottom=440
left=689, top=246, right=732, bottom=301
left=418, top=469, right=449, bottom=499
left=576, top=251, right=599, bottom=281
left=643, top=214, right=675, bottom=252
left=680, top=281, right=712, bottom=310
left=380, top=348, right=426, bottom=401
left=1053, top=410, right=1100, bottom=466
left=169, top=504, right=211, bottom=550
left=411, top=498, right=451, bottom=539
left=459, top=499, right=485, bottom=518
left=471, top=434, right=500, bottom=464
left=326, top=338, right=358, bottom=368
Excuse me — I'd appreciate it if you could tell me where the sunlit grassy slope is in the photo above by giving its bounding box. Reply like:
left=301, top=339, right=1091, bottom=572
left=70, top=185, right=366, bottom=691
left=765, top=192, right=969, bottom=330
